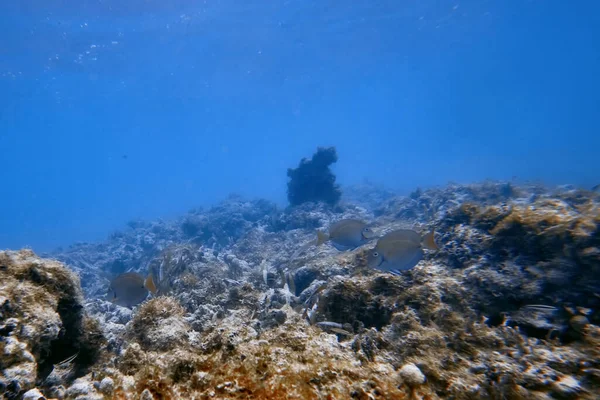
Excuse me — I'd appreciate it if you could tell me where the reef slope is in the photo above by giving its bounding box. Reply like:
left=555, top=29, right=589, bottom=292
left=2, top=182, right=599, bottom=399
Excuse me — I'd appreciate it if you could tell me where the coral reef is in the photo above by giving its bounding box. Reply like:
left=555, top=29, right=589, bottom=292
left=0, top=250, right=104, bottom=399
left=438, top=188, right=600, bottom=338
left=50, top=196, right=279, bottom=299
left=286, top=146, right=342, bottom=207
left=125, top=297, right=189, bottom=352
left=109, top=305, right=408, bottom=399
left=49, top=218, right=185, bottom=299
left=180, top=195, right=279, bottom=247
left=4, top=181, right=600, bottom=399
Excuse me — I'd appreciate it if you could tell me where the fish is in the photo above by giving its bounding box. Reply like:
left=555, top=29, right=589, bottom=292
left=329, top=327, right=353, bottom=336
left=259, top=260, right=269, bottom=285
left=107, top=272, right=158, bottom=308
left=316, top=219, right=375, bottom=251
left=304, top=282, right=327, bottom=306
left=316, top=321, right=345, bottom=330
left=279, top=269, right=297, bottom=297
left=366, top=228, right=439, bottom=274
left=316, top=321, right=353, bottom=336
left=519, top=304, right=558, bottom=313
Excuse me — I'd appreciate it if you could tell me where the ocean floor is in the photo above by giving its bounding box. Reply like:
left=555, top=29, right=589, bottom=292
left=1, top=181, right=599, bottom=399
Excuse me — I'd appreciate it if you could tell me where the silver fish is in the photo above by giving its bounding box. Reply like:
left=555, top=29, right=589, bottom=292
left=316, top=219, right=375, bottom=251
left=108, top=272, right=157, bottom=308
left=366, top=228, right=438, bottom=274
left=519, top=304, right=558, bottom=313
left=316, top=321, right=344, bottom=330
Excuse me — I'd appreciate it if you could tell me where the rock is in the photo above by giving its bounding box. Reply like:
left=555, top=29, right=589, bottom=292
left=22, top=388, right=46, bottom=400
left=551, top=375, right=584, bottom=398
left=65, top=377, right=102, bottom=399
left=140, top=388, right=155, bottom=400
left=260, top=309, right=287, bottom=330
left=0, top=250, right=104, bottom=396
left=44, top=385, right=66, bottom=399
left=570, top=315, right=590, bottom=333
left=293, top=267, right=320, bottom=295
left=316, top=276, right=396, bottom=331
left=398, top=363, right=426, bottom=386
left=12, top=181, right=599, bottom=399
left=98, top=376, right=114, bottom=395
left=286, top=146, right=342, bottom=206
left=126, top=297, right=189, bottom=351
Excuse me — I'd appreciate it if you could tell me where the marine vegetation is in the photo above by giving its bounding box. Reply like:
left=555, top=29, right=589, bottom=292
left=2, top=181, right=600, bottom=399
left=286, top=146, right=342, bottom=207
left=439, top=192, right=600, bottom=336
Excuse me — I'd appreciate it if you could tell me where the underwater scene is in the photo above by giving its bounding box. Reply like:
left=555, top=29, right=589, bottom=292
left=1, top=1, right=600, bottom=399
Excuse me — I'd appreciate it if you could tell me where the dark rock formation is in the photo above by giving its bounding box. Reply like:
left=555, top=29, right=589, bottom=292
left=286, top=146, right=342, bottom=207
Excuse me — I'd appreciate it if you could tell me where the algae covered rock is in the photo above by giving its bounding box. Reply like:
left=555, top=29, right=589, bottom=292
left=439, top=190, right=600, bottom=335
left=15, top=181, right=600, bottom=399
left=126, top=296, right=190, bottom=351
left=0, top=249, right=104, bottom=399
left=180, top=195, right=279, bottom=248
left=103, top=307, right=410, bottom=399
left=398, top=363, right=426, bottom=386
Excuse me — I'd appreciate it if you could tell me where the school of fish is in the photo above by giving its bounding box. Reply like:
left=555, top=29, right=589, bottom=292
left=107, top=218, right=440, bottom=307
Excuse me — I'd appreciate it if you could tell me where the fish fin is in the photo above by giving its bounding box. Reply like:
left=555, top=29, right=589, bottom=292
left=56, top=352, right=79, bottom=367
left=278, top=269, right=286, bottom=286
left=107, top=289, right=118, bottom=303
left=262, top=268, right=268, bottom=286
left=331, top=242, right=353, bottom=251
left=422, top=229, right=439, bottom=250
left=388, top=269, right=403, bottom=276
left=330, top=328, right=353, bottom=336
left=316, top=230, right=329, bottom=246
left=145, top=274, right=158, bottom=295
left=286, top=272, right=296, bottom=296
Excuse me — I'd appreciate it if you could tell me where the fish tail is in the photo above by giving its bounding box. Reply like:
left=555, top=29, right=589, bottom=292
left=278, top=269, right=286, bottom=284
left=422, top=229, right=439, bottom=250
left=286, top=271, right=296, bottom=296
left=262, top=268, right=268, bottom=285
left=316, top=230, right=329, bottom=246
left=145, top=274, right=158, bottom=295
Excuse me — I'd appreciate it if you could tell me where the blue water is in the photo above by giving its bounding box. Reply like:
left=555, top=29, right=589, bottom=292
left=1, top=1, right=599, bottom=252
